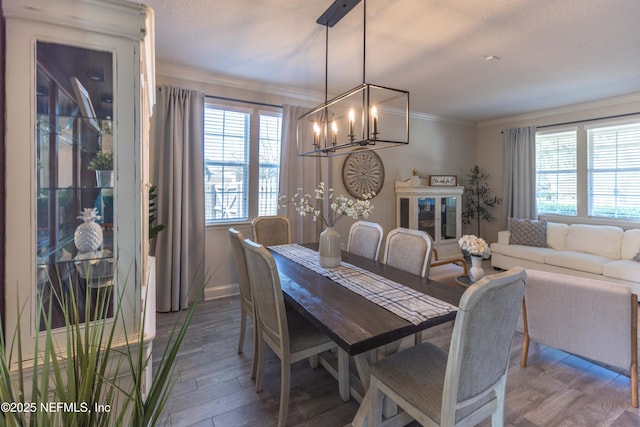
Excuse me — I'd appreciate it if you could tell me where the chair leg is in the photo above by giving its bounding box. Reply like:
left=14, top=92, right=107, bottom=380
left=368, top=378, right=384, bottom=427
left=278, top=357, right=291, bottom=427
left=238, top=308, right=247, bottom=353
left=491, top=375, right=507, bottom=427
left=309, top=354, right=319, bottom=368
left=250, top=316, right=258, bottom=379
left=255, top=327, right=265, bottom=392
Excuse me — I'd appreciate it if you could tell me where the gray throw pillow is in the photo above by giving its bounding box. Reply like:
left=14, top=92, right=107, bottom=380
left=509, top=218, right=548, bottom=247
left=633, top=251, right=640, bottom=262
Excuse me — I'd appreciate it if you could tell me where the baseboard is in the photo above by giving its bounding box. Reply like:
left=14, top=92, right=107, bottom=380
left=204, top=283, right=239, bottom=300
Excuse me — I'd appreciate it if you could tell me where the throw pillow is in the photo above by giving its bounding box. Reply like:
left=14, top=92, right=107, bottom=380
left=633, top=251, right=640, bottom=262
left=509, top=218, right=548, bottom=247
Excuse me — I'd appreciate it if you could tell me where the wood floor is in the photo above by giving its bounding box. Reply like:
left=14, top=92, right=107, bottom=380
left=154, top=296, right=640, bottom=427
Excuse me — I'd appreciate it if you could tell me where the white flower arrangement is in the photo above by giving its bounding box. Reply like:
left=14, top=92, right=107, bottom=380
left=280, top=182, right=374, bottom=228
left=458, top=234, right=491, bottom=259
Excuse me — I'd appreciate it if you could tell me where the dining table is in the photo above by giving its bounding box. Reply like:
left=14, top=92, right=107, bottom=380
left=268, top=242, right=466, bottom=423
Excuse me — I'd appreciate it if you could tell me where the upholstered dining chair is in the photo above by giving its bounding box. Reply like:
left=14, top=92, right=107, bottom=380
left=228, top=227, right=258, bottom=379
left=382, top=227, right=433, bottom=278
left=347, top=221, right=384, bottom=261
left=251, top=215, right=291, bottom=246
left=365, top=267, right=526, bottom=427
left=427, top=235, right=468, bottom=285
left=243, top=238, right=339, bottom=427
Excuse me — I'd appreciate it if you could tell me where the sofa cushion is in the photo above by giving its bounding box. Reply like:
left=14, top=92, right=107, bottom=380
left=621, top=229, right=640, bottom=260
left=546, top=222, right=569, bottom=250
left=490, top=242, right=555, bottom=264
left=603, top=260, right=640, bottom=282
left=509, top=218, right=547, bottom=247
left=545, top=251, right=613, bottom=275
left=565, top=224, right=623, bottom=259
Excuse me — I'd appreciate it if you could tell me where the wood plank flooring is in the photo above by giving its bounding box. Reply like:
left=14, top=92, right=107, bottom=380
left=154, top=295, right=640, bottom=426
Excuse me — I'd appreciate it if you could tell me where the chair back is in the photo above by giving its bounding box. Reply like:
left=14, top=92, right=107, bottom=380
left=243, top=239, right=289, bottom=357
left=382, top=227, right=433, bottom=277
left=347, top=221, right=384, bottom=261
left=442, top=267, right=526, bottom=421
left=228, top=228, right=253, bottom=313
left=251, top=215, right=291, bottom=246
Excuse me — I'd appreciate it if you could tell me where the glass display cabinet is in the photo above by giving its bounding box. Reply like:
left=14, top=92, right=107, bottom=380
left=395, top=179, right=464, bottom=259
left=4, top=0, right=153, bottom=370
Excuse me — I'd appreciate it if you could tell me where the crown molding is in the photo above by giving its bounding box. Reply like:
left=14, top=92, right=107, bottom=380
left=477, top=92, right=640, bottom=129
left=156, top=61, right=322, bottom=104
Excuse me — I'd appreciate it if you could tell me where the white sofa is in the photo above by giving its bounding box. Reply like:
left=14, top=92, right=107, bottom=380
left=491, top=221, right=640, bottom=295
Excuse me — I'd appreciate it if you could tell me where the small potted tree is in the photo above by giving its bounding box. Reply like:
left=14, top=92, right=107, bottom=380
left=88, top=150, right=113, bottom=187
left=462, top=165, right=501, bottom=238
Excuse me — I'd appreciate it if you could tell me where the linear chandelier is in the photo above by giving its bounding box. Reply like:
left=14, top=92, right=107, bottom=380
left=296, top=0, right=410, bottom=157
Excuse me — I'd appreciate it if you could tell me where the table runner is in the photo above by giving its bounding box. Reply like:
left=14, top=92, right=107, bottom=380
left=270, top=244, right=457, bottom=325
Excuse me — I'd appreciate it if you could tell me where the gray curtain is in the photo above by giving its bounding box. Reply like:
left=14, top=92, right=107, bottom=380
left=502, top=126, right=537, bottom=225
left=152, top=86, right=205, bottom=312
left=278, top=105, right=322, bottom=243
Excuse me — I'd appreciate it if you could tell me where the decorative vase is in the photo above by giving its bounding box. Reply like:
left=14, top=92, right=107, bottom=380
left=319, top=226, right=341, bottom=268
left=95, top=170, right=114, bottom=187
left=74, top=208, right=103, bottom=252
left=469, top=255, right=485, bottom=282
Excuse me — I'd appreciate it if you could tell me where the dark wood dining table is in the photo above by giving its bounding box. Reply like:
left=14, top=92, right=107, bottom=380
left=270, top=243, right=466, bottom=407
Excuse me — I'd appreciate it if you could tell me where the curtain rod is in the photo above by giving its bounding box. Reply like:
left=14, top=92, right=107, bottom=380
left=537, top=111, right=640, bottom=129
left=205, top=94, right=282, bottom=109
left=501, top=111, right=640, bottom=133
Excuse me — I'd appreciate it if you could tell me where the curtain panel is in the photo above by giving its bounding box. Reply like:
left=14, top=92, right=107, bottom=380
left=502, top=126, right=537, bottom=226
left=152, top=86, right=205, bottom=312
left=279, top=105, right=324, bottom=244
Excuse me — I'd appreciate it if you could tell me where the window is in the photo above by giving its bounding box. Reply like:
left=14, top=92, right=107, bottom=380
left=204, top=101, right=282, bottom=223
left=588, top=123, right=640, bottom=219
left=535, top=130, right=577, bottom=215
left=258, top=114, right=282, bottom=216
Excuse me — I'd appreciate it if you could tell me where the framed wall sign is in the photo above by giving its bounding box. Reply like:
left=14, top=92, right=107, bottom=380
left=429, top=175, right=457, bottom=186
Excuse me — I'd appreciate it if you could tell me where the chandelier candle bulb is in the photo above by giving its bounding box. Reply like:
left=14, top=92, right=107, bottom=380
left=313, top=122, right=321, bottom=147
left=371, top=105, right=378, bottom=136
left=332, top=121, right=338, bottom=145
left=348, top=109, right=355, bottom=137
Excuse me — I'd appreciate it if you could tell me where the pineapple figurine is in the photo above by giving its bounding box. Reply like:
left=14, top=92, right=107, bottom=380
left=74, top=208, right=103, bottom=252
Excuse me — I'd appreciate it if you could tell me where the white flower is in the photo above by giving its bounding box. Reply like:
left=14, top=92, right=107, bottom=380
left=458, top=234, right=491, bottom=259
left=280, top=182, right=374, bottom=227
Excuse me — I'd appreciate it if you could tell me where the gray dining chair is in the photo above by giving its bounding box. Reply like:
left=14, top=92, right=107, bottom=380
left=347, top=221, right=384, bottom=261
left=251, top=215, right=291, bottom=246
left=382, top=227, right=433, bottom=278
left=365, top=267, right=527, bottom=427
left=243, top=238, right=339, bottom=427
left=228, top=227, right=258, bottom=379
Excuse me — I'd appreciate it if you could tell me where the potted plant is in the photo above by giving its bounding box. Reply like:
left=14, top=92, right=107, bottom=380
left=88, top=150, right=114, bottom=187
left=461, top=165, right=501, bottom=238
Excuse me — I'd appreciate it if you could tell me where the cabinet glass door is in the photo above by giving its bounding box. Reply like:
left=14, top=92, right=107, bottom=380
left=417, top=197, right=436, bottom=239
left=440, top=196, right=458, bottom=241
left=36, top=41, right=114, bottom=330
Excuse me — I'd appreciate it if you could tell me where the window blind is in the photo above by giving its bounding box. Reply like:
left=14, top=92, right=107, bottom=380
left=204, top=106, right=249, bottom=221
left=588, top=123, right=640, bottom=219
left=535, top=130, right=577, bottom=215
left=258, top=114, right=282, bottom=216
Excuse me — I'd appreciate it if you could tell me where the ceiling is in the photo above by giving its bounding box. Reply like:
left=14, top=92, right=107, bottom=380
left=143, top=0, right=640, bottom=123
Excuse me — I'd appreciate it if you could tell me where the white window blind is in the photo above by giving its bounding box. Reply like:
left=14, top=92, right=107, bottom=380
left=588, top=123, right=640, bottom=219
left=204, top=107, right=249, bottom=221
left=535, top=130, right=577, bottom=215
left=258, top=114, right=282, bottom=216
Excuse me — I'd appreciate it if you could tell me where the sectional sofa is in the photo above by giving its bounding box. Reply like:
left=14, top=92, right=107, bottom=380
left=490, top=219, right=640, bottom=295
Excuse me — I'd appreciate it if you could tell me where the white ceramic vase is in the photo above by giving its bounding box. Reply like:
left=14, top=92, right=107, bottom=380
left=469, top=255, right=485, bottom=282
left=319, top=226, right=341, bottom=268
